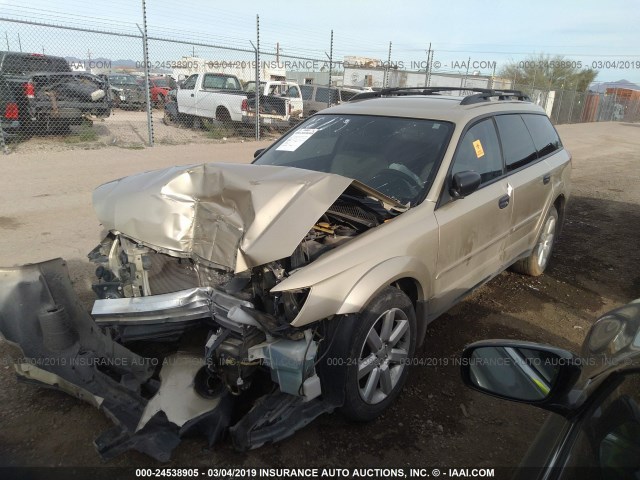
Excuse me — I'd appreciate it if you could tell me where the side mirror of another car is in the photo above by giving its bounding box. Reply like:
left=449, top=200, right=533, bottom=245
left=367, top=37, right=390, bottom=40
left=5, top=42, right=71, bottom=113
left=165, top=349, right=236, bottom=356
left=254, top=149, right=265, bottom=158
left=460, top=340, right=582, bottom=415
left=450, top=171, right=481, bottom=199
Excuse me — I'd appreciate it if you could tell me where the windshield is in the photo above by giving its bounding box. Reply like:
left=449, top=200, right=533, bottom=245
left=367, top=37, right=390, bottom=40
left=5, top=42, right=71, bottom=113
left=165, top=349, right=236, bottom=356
left=253, top=114, right=453, bottom=205
left=109, top=76, right=138, bottom=86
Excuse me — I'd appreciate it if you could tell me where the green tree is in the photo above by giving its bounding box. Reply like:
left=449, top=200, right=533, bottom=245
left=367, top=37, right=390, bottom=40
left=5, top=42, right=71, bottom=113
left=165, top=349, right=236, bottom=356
left=500, top=54, right=598, bottom=92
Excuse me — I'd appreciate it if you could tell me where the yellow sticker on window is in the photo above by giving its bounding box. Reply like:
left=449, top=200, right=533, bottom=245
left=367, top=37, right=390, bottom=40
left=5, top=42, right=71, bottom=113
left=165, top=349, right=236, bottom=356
left=473, top=139, right=485, bottom=158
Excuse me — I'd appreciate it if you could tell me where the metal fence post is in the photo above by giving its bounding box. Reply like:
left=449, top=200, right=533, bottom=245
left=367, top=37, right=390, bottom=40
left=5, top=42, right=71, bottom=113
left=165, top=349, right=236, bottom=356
left=139, top=0, right=153, bottom=147
left=327, top=30, right=333, bottom=107
left=0, top=122, right=9, bottom=154
left=567, top=84, right=577, bottom=123
left=249, top=15, right=260, bottom=141
left=384, top=41, right=392, bottom=88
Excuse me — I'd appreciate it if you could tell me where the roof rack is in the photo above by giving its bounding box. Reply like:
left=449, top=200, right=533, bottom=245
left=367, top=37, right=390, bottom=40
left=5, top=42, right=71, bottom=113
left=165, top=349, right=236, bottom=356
left=350, top=87, right=530, bottom=105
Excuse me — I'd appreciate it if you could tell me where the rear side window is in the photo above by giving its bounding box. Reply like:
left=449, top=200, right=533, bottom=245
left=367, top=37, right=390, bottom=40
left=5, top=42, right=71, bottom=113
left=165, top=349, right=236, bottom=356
left=203, top=74, right=240, bottom=90
left=300, top=85, right=313, bottom=100
left=451, top=118, right=503, bottom=185
left=522, top=114, right=563, bottom=157
left=495, top=115, right=538, bottom=172
left=340, top=90, right=358, bottom=102
left=315, top=87, right=338, bottom=104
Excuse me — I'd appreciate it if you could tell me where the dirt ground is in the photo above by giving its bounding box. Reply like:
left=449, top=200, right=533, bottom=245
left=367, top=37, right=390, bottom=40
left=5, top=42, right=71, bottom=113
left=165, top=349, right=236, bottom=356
left=0, top=122, right=639, bottom=471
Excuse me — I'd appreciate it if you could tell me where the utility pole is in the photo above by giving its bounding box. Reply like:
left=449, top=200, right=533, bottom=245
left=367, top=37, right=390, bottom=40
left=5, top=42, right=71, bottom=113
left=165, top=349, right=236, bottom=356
left=384, top=41, right=392, bottom=88
left=424, top=43, right=431, bottom=87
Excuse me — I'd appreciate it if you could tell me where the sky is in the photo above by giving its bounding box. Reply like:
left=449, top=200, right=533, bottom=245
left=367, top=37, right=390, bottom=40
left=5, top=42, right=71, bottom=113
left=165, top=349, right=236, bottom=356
left=0, top=0, right=639, bottom=83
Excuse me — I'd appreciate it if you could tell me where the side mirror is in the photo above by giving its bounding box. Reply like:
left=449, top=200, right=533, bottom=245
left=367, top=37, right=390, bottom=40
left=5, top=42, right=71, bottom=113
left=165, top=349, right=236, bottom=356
left=254, top=148, right=265, bottom=158
left=461, top=340, right=582, bottom=414
left=450, top=171, right=481, bottom=199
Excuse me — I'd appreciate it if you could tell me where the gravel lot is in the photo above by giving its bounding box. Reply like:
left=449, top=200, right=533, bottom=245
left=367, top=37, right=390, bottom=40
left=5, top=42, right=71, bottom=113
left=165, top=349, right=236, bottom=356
left=3, top=110, right=280, bottom=154
left=0, top=121, right=639, bottom=470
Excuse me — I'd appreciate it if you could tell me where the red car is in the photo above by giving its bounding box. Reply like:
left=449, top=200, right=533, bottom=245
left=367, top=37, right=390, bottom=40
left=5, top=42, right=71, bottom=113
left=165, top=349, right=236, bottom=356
left=136, top=76, right=175, bottom=108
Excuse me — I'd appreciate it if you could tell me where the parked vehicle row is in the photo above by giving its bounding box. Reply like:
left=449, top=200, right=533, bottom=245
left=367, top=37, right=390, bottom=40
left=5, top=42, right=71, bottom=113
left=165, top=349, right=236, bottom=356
left=0, top=51, right=111, bottom=137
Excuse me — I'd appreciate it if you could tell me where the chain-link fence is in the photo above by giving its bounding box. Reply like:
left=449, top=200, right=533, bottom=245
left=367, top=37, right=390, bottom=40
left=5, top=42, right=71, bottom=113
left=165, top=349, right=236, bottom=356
left=1, top=2, right=639, bottom=154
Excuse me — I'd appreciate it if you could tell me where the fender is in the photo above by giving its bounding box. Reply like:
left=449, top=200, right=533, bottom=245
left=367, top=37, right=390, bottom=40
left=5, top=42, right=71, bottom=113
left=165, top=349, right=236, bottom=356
left=287, top=256, right=430, bottom=329
left=335, top=256, right=428, bottom=315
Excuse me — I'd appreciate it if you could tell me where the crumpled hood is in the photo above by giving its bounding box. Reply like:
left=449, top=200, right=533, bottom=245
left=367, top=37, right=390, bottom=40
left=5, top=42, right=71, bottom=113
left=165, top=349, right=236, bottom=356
left=93, top=163, right=353, bottom=272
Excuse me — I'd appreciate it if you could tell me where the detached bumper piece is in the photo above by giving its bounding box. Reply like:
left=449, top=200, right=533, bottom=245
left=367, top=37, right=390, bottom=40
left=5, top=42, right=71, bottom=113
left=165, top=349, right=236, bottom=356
left=0, top=259, right=230, bottom=461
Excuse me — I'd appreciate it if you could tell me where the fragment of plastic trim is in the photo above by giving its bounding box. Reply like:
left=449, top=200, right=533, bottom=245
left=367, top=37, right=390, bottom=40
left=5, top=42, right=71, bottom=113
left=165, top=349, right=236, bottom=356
left=0, top=258, right=230, bottom=461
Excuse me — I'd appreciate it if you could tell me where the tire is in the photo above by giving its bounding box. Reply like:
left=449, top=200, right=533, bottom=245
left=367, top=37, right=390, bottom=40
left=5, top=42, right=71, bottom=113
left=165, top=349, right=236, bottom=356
left=215, top=108, right=232, bottom=128
left=340, top=287, right=416, bottom=422
left=511, top=206, right=559, bottom=276
left=163, top=110, right=176, bottom=127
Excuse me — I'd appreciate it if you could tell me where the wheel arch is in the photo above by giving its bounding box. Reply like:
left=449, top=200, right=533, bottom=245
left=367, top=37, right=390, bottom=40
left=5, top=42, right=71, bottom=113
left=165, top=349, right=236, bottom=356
left=215, top=105, right=231, bottom=120
left=553, top=194, right=567, bottom=237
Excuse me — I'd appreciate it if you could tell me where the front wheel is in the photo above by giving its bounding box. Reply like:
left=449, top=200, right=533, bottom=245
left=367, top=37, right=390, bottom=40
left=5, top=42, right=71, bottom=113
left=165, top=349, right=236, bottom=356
left=155, top=93, right=165, bottom=109
left=340, top=287, right=416, bottom=422
left=512, top=205, right=559, bottom=276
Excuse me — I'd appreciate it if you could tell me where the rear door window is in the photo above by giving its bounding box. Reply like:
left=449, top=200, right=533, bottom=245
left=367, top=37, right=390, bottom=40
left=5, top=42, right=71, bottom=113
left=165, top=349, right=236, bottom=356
left=495, top=114, right=539, bottom=172
left=522, top=114, right=563, bottom=158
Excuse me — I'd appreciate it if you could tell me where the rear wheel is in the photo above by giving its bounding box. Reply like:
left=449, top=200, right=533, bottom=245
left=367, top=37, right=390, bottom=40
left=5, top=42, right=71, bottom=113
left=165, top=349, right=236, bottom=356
left=340, top=287, right=416, bottom=422
left=512, top=206, right=558, bottom=276
left=215, top=108, right=233, bottom=129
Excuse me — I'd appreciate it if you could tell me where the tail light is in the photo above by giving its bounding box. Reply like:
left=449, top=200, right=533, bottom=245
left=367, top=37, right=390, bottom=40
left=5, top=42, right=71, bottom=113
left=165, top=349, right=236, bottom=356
left=241, top=99, right=248, bottom=112
left=5, top=102, right=19, bottom=119
left=23, top=82, right=35, bottom=99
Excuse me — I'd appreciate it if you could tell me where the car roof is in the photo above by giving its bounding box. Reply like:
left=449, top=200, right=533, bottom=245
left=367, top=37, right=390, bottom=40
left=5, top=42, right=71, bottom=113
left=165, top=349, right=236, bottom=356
left=324, top=94, right=546, bottom=124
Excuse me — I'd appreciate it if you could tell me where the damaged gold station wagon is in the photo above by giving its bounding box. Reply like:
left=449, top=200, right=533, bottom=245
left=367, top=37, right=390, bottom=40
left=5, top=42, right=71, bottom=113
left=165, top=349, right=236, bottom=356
left=0, top=87, right=571, bottom=461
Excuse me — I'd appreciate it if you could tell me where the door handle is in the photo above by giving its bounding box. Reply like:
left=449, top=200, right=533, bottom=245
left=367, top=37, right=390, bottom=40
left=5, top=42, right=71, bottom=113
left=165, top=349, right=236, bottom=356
left=543, top=173, right=551, bottom=185
left=498, top=194, right=510, bottom=209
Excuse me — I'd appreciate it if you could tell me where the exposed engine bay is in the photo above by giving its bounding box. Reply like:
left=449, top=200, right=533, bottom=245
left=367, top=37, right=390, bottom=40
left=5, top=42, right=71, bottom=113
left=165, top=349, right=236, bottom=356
left=0, top=163, right=402, bottom=461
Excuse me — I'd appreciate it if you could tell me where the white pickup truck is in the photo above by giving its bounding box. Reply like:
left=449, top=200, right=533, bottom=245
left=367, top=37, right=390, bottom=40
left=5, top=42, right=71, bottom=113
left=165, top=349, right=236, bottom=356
left=167, top=73, right=298, bottom=129
left=174, top=73, right=246, bottom=124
